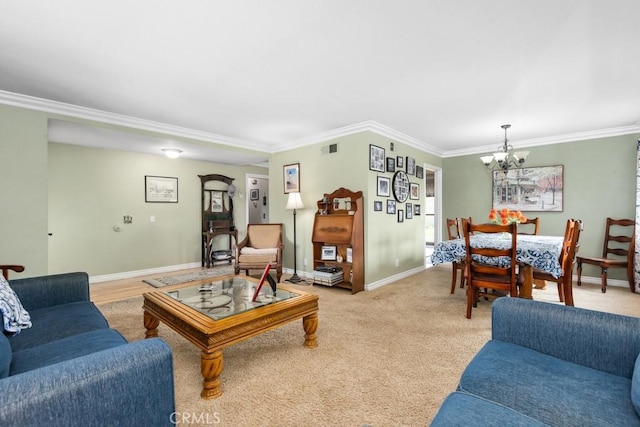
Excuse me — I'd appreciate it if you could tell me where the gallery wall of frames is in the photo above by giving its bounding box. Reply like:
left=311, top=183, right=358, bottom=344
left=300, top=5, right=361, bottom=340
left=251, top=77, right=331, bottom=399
left=369, top=144, right=422, bottom=223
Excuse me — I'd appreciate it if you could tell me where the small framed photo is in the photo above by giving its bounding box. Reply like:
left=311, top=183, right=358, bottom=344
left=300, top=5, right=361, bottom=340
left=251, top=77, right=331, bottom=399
left=410, top=183, right=420, bottom=200
left=374, top=201, right=383, bottom=211
left=387, top=199, right=396, bottom=214
left=283, top=163, right=300, bottom=193
left=377, top=176, right=390, bottom=197
left=321, top=245, right=337, bottom=261
left=346, top=247, right=353, bottom=263
left=369, top=144, right=385, bottom=172
left=397, top=209, right=404, bottom=223
left=406, top=203, right=413, bottom=219
left=250, top=189, right=259, bottom=201
left=416, top=165, right=424, bottom=179
left=406, top=156, right=416, bottom=175
left=414, top=204, right=421, bottom=216
left=386, top=156, right=395, bottom=172
left=396, top=156, right=404, bottom=168
left=145, top=175, right=178, bottom=203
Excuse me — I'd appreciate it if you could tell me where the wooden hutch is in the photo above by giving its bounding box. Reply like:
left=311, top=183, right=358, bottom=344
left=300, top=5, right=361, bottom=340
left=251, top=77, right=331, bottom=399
left=199, top=174, right=238, bottom=267
left=311, top=188, right=364, bottom=294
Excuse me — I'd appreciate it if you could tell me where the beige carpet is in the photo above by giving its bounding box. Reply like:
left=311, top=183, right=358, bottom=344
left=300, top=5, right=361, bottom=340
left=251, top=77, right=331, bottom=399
left=97, top=266, right=640, bottom=427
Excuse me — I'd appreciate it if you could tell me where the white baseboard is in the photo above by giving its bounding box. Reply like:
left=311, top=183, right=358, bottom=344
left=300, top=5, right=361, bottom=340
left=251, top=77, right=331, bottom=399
left=283, top=266, right=426, bottom=291
left=89, top=262, right=203, bottom=284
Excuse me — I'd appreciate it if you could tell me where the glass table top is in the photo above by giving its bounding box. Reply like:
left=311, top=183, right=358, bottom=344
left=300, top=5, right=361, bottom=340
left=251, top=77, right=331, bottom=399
left=164, top=276, right=298, bottom=320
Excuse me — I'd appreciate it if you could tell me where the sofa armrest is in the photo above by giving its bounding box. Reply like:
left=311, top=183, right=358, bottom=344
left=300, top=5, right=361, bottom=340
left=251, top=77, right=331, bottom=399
left=491, top=297, right=640, bottom=378
left=9, top=272, right=90, bottom=311
left=0, top=338, right=175, bottom=426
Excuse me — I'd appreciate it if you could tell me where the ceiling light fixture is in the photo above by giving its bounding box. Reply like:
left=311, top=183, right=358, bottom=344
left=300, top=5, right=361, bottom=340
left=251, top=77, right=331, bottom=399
left=162, top=148, right=182, bottom=159
left=480, top=124, right=529, bottom=172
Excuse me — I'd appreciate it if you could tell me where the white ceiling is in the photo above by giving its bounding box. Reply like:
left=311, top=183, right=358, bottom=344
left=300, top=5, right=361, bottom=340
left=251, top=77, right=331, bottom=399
left=1, top=1, right=639, bottom=164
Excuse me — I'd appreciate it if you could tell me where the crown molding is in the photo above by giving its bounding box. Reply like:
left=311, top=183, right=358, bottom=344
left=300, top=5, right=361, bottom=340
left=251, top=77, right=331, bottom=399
left=0, top=90, right=269, bottom=152
left=2, top=90, right=638, bottom=160
left=443, top=123, right=640, bottom=158
left=272, top=120, right=445, bottom=156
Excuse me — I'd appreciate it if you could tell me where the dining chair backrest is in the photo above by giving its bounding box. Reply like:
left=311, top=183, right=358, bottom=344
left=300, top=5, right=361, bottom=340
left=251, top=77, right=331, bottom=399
left=458, top=217, right=472, bottom=237
left=601, top=218, right=635, bottom=259
left=559, top=219, right=581, bottom=274
left=517, top=217, right=540, bottom=235
left=446, top=218, right=460, bottom=240
left=463, top=222, right=518, bottom=319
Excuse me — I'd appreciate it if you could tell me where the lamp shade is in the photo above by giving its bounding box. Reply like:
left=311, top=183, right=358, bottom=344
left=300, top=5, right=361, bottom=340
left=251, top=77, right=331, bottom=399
left=286, top=192, right=304, bottom=210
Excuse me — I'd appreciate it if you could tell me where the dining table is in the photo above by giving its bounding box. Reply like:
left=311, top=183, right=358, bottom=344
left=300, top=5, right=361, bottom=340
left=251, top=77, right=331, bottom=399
left=431, top=233, right=565, bottom=299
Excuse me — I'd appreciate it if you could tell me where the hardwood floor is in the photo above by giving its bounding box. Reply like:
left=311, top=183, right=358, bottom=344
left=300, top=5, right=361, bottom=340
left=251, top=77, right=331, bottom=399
left=90, top=267, right=207, bottom=304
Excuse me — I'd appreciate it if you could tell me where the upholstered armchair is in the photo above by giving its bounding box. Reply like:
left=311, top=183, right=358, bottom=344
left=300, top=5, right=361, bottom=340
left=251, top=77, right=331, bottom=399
left=235, top=223, right=284, bottom=282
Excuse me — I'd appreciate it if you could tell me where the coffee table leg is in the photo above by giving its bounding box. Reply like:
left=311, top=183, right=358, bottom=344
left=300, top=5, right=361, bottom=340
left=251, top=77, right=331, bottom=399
left=143, top=311, right=159, bottom=338
left=201, top=350, right=224, bottom=399
left=303, top=312, right=318, bottom=348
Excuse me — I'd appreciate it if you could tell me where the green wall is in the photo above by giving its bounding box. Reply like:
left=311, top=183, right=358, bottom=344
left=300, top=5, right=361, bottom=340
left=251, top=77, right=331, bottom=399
left=442, top=134, right=639, bottom=281
left=0, top=105, right=49, bottom=277
left=47, top=143, right=267, bottom=277
left=269, top=131, right=441, bottom=285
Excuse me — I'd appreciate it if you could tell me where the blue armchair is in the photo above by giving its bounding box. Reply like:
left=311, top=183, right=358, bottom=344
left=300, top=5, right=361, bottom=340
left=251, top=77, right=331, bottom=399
left=431, top=297, right=640, bottom=426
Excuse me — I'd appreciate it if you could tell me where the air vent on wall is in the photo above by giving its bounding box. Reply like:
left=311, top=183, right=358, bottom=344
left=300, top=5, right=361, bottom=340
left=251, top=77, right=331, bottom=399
left=321, top=143, right=339, bottom=155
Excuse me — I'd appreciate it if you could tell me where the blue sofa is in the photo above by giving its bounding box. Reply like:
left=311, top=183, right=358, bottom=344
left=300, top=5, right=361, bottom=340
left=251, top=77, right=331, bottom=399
left=0, top=272, right=175, bottom=426
left=431, top=297, right=640, bottom=426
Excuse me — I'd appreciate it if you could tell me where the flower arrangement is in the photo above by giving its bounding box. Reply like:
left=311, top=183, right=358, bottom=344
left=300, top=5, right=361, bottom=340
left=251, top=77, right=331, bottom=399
left=489, top=208, right=527, bottom=225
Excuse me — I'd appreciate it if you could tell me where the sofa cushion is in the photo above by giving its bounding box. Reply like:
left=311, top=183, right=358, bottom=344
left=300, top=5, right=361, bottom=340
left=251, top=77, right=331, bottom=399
left=0, top=334, right=10, bottom=378
left=632, top=353, right=640, bottom=416
left=0, top=275, right=31, bottom=334
left=431, top=392, right=549, bottom=426
left=10, top=328, right=127, bottom=375
left=459, top=340, right=640, bottom=426
left=7, top=301, right=109, bottom=352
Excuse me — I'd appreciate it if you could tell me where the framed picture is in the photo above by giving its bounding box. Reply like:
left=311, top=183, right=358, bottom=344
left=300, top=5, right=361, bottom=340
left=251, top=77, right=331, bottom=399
left=346, top=247, right=353, bottom=263
left=250, top=189, right=259, bottom=201
left=416, top=165, right=424, bottom=179
left=414, top=204, right=421, bottom=216
left=410, top=183, right=420, bottom=200
left=369, top=144, right=385, bottom=172
left=396, top=156, right=404, bottom=168
left=397, top=209, right=404, bottom=223
left=374, top=201, right=383, bottom=211
left=406, top=156, right=416, bottom=175
left=387, top=199, right=396, bottom=214
left=377, top=176, right=390, bottom=197
left=145, top=175, right=178, bottom=203
left=321, top=245, right=337, bottom=261
left=386, top=156, right=395, bottom=173
left=406, top=203, right=413, bottom=219
left=283, top=163, right=300, bottom=193
left=492, top=165, right=564, bottom=212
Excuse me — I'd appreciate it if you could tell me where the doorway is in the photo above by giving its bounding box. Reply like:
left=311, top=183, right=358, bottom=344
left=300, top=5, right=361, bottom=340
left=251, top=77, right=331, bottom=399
left=246, top=174, right=269, bottom=224
left=423, top=165, right=442, bottom=267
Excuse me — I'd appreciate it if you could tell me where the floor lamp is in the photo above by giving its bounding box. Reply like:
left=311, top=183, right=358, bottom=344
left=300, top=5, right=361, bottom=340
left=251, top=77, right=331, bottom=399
left=285, top=192, right=305, bottom=283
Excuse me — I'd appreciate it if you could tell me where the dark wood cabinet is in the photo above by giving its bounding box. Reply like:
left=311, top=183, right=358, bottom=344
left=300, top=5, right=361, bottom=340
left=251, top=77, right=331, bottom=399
left=311, top=188, right=364, bottom=293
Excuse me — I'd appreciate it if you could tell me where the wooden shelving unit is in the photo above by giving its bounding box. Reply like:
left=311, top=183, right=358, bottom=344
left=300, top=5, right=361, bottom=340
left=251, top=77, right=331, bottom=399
left=311, top=188, right=364, bottom=294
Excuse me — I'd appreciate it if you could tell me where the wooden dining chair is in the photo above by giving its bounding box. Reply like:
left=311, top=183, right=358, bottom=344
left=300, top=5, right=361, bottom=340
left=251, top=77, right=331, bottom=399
left=532, top=219, right=582, bottom=306
left=577, top=218, right=635, bottom=293
left=517, top=217, right=540, bottom=235
left=463, top=222, right=518, bottom=319
left=0, top=265, right=24, bottom=280
left=446, top=218, right=466, bottom=294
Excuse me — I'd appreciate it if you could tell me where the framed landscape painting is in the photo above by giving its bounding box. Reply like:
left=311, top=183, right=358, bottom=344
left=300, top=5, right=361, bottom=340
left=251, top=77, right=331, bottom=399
left=491, top=165, right=563, bottom=212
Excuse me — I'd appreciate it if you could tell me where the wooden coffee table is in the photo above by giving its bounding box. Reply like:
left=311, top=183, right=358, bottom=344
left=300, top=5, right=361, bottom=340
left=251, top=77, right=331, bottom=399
left=142, top=275, right=319, bottom=399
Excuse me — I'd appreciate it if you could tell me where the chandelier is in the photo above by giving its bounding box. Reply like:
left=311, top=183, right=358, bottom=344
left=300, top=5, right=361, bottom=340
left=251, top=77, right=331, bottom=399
left=480, top=124, right=529, bottom=172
